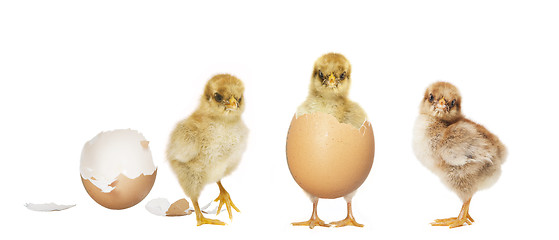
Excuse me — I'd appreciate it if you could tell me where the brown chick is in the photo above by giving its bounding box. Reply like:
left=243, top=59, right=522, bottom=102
left=167, top=74, right=248, bottom=226
left=293, top=53, right=367, bottom=228
left=412, top=81, right=507, bottom=228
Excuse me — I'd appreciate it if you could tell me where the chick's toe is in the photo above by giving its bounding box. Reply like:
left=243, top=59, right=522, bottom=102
left=214, top=181, right=240, bottom=220
left=292, top=200, right=330, bottom=229
left=431, top=198, right=474, bottom=228
left=329, top=202, right=363, bottom=227
left=193, top=200, right=226, bottom=226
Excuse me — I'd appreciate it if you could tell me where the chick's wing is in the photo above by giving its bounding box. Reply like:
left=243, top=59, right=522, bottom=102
left=167, top=124, right=200, bottom=163
left=438, top=121, right=497, bottom=166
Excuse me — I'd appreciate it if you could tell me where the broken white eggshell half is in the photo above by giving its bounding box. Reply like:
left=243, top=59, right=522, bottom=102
left=80, top=129, right=157, bottom=210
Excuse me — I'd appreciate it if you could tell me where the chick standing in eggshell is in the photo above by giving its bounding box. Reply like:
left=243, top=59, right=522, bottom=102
left=286, top=53, right=375, bottom=228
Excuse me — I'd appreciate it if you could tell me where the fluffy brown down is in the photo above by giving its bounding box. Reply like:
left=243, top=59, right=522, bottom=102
left=413, top=81, right=506, bottom=202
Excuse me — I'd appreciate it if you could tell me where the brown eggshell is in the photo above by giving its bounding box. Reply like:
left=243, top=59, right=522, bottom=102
left=81, top=169, right=157, bottom=210
left=166, top=198, right=190, bottom=216
left=286, top=112, right=374, bottom=199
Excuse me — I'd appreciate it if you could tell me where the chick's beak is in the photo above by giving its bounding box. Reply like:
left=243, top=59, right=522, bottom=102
left=225, top=97, right=238, bottom=110
left=436, top=97, right=447, bottom=111
left=328, top=73, right=336, bottom=86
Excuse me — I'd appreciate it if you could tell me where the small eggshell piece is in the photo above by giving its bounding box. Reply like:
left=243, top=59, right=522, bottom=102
left=166, top=198, right=190, bottom=216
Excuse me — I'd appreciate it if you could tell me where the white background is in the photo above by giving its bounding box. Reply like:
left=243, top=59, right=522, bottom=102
left=2, top=0, right=558, bottom=239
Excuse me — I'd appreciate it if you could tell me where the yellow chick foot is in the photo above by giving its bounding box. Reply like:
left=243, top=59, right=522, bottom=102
left=196, top=214, right=226, bottom=226
left=431, top=216, right=474, bottom=228
left=193, top=200, right=226, bottom=226
left=292, top=201, right=330, bottom=229
left=330, top=217, right=364, bottom=228
left=330, top=202, right=364, bottom=227
left=431, top=198, right=474, bottom=228
left=214, top=181, right=240, bottom=220
left=292, top=216, right=330, bottom=229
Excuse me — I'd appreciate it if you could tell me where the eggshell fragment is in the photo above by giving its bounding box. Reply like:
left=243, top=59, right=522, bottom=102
left=145, top=198, right=171, bottom=216
left=286, top=112, right=375, bottom=199
left=146, top=198, right=214, bottom=216
left=166, top=198, right=190, bottom=216
left=25, top=203, right=75, bottom=212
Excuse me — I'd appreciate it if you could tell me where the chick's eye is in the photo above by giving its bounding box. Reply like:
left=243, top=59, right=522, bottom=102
left=429, top=94, right=434, bottom=102
left=451, top=99, right=456, bottom=107
left=238, top=96, right=242, bottom=104
left=318, top=70, right=324, bottom=79
left=214, top=93, right=223, bottom=102
left=340, top=72, right=346, bottom=80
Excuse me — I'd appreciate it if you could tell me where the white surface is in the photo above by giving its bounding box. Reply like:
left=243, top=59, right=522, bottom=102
left=80, top=129, right=156, bottom=192
left=2, top=0, right=558, bottom=239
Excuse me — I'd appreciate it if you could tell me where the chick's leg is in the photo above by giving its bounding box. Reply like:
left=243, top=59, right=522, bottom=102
left=214, top=181, right=240, bottom=220
left=330, top=201, right=364, bottom=227
left=292, top=197, right=330, bottom=229
left=193, top=199, right=226, bottom=226
left=431, top=198, right=474, bottom=228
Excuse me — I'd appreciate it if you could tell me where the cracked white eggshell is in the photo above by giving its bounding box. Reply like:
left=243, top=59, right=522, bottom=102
left=80, top=129, right=157, bottom=209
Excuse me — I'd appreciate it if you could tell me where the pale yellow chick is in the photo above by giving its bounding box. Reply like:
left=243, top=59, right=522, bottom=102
left=413, top=82, right=507, bottom=228
left=167, top=74, right=248, bottom=226
left=297, top=53, right=367, bottom=129
left=293, top=53, right=367, bottom=228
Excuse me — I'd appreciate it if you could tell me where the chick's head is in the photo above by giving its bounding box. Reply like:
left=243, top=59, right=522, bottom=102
left=420, top=81, right=463, bottom=122
left=202, top=74, right=245, bottom=118
left=310, top=53, right=352, bottom=97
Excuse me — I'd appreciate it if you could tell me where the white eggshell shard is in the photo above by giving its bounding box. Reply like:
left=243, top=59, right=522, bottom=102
left=145, top=198, right=171, bottom=216
left=25, top=203, right=76, bottom=212
left=80, top=129, right=156, bottom=193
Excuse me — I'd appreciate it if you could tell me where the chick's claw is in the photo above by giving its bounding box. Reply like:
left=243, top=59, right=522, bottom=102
left=431, top=199, right=475, bottom=228
left=431, top=217, right=473, bottom=228
left=431, top=213, right=474, bottom=228
left=214, top=181, right=240, bottom=220
left=292, top=200, right=330, bottom=229
left=330, top=202, right=364, bottom=228
left=292, top=217, right=330, bottom=229
left=197, top=215, right=226, bottom=226
left=330, top=217, right=364, bottom=228
left=214, top=191, right=240, bottom=220
left=432, top=214, right=474, bottom=225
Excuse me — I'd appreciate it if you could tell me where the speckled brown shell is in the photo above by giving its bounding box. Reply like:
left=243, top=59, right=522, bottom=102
left=81, top=170, right=156, bottom=210
left=286, top=112, right=374, bottom=199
